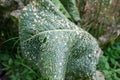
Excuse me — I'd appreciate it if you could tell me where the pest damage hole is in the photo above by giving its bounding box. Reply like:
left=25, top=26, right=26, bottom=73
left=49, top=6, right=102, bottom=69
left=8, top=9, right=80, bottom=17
left=42, top=37, right=47, bottom=43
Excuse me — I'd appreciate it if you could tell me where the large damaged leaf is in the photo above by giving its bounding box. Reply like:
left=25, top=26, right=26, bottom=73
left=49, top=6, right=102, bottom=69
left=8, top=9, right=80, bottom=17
left=19, top=0, right=101, bottom=80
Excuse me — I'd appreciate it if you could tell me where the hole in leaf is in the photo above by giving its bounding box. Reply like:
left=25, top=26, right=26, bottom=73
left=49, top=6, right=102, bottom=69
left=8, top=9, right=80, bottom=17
left=42, top=37, right=47, bottom=43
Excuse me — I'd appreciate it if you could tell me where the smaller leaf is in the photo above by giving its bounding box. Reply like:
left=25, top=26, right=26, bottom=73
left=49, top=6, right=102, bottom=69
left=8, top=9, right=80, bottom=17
left=60, top=0, right=80, bottom=21
left=8, top=58, right=13, bottom=65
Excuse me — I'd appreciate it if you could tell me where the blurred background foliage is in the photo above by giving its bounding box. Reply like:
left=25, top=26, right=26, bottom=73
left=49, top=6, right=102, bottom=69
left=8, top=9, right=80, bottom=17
left=0, top=0, right=120, bottom=80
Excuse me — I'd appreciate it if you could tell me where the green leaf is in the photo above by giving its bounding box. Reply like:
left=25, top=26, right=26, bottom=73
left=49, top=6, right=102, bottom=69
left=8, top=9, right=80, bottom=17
left=19, top=0, right=101, bottom=79
left=60, top=0, right=80, bottom=21
left=50, top=0, right=71, bottom=18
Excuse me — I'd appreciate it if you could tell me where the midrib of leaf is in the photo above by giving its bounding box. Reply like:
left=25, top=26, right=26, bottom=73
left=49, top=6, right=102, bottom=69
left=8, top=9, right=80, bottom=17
left=22, top=29, right=86, bottom=43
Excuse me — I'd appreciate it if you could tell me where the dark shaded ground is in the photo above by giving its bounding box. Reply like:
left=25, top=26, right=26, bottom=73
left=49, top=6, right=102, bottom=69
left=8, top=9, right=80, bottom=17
left=0, top=63, right=8, bottom=80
